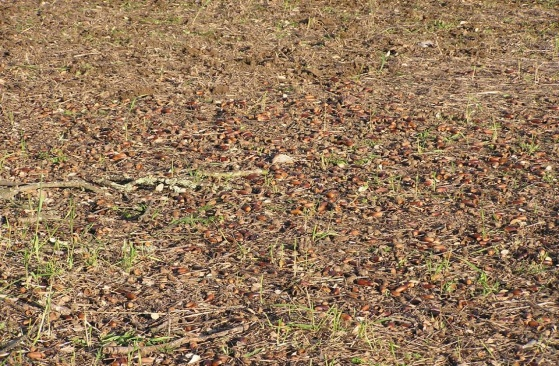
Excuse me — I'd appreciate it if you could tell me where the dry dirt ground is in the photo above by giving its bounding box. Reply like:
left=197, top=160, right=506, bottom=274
left=1, top=1, right=559, bottom=365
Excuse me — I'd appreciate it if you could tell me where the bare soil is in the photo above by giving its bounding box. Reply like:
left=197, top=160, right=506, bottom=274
left=1, top=1, right=559, bottom=365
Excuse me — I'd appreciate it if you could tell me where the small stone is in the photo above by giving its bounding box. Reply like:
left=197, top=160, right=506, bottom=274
left=272, top=154, right=295, bottom=164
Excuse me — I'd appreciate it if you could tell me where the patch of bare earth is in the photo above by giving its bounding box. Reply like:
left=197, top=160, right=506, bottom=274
left=1, top=1, right=558, bottom=365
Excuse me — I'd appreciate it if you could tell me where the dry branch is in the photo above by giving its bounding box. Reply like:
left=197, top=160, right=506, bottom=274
left=0, top=336, right=26, bottom=357
left=0, top=169, right=265, bottom=200
left=93, top=169, right=265, bottom=193
left=0, top=180, right=105, bottom=200
left=102, top=324, right=247, bottom=356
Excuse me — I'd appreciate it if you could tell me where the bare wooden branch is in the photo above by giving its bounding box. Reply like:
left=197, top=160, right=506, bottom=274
left=0, top=336, right=26, bottom=357
left=202, top=169, right=264, bottom=178
left=0, top=179, right=23, bottom=187
left=103, top=324, right=247, bottom=355
left=93, top=169, right=265, bottom=193
left=0, top=169, right=265, bottom=200
left=0, top=180, right=105, bottom=200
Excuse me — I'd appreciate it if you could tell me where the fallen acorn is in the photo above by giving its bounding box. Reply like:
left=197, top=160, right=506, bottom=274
left=420, top=236, right=435, bottom=243
left=355, top=278, right=373, bottom=286
left=317, top=201, right=328, bottom=213
left=27, top=352, right=45, bottom=360
left=123, top=292, right=137, bottom=301
left=392, top=282, right=411, bottom=294
left=111, top=152, right=128, bottom=162
left=109, top=357, right=128, bottom=366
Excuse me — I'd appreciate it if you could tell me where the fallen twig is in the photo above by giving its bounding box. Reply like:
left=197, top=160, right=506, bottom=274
left=0, top=180, right=105, bottom=200
left=93, top=169, right=265, bottom=193
left=0, top=179, right=23, bottom=187
left=103, top=324, right=247, bottom=355
left=0, top=336, right=26, bottom=357
left=202, top=169, right=264, bottom=178
left=17, top=215, right=60, bottom=224
left=0, top=169, right=265, bottom=200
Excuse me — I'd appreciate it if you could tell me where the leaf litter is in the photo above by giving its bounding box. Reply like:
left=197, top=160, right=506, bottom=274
left=0, top=1, right=558, bottom=365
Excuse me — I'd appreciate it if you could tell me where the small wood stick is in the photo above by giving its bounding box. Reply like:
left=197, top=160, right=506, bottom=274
left=0, top=180, right=105, bottom=200
left=0, top=336, right=26, bottom=356
left=202, top=169, right=263, bottom=178
left=103, top=324, right=247, bottom=355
